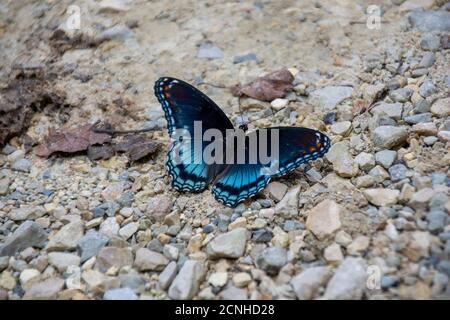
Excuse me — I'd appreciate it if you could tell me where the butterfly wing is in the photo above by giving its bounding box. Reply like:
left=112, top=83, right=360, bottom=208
left=212, top=127, right=330, bottom=207
left=154, top=77, right=234, bottom=191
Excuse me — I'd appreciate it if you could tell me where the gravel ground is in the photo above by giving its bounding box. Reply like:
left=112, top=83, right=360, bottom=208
left=0, top=0, right=449, bottom=300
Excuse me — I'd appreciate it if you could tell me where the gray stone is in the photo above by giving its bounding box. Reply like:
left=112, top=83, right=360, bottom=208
left=0, top=221, right=47, bottom=257
left=291, top=266, right=332, bottom=300
left=372, top=126, right=407, bottom=149
left=371, top=102, right=403, bottom=120
left=24, top=278, right=65, bottom=299
left=420, top=34, right=441, bottom=51
left=168, top=260, right=205, bottom=299
left=95, top=25, right=134, bottom=42
left=11, top=159, right=31, bottom=172
left=159, top=261, right=177, bottom=290
left=404, top=113, right=432, bottom=124
left=423, top=136, right=438, bottom=145
left=310, top=86, right=353, bottom=110
left=104, top=287, right=138, bottom=300
left=46, top=221, right=84, bottom=251
left=323, top=257, right=367, bottom=299
left=389, top=164, right=408, bottom=182
left=233, top=53, right=258, bottom=64
left=48, top=252, right=80, bottom=272
left=375, top=150, right=397, bottom=169
left=197, top=42, right=224, bottom=59
left=419, top=52, right=436, bottom=68
left=426, top=210, right=447, bottom=233
left=134, top=248, right=169, bottom=271
left=408, top=11, right=450, bottom=32
left=96, top=247, right=133, bottom=272
left=437, top=261, right=450, bottom=277
left=207, top=228, right=247, bottom=259
left=389, top=88, right=413, bottom=103
left=256, top=247, right=287, bottom=275
left=77, top=230, right=109, bottom=262
left=419, top=80, right=436, bottom=97
left=219, top=285, right=248, bottom=300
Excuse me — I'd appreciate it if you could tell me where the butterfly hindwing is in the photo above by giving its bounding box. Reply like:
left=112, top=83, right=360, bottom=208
left=211, top=127, right=330, bottom=207
left=154, top=77, right=233, bottom=192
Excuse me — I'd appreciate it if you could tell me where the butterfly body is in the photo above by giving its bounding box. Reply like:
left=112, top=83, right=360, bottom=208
left=154, top=77, right=330, bottom=207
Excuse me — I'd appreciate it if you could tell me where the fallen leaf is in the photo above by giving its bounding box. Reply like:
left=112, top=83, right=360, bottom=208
left=113, top=134, right=161, bottom=162
left=231, top=69, right=294, bottom=102
left=35, top=124, right=111, bottom=157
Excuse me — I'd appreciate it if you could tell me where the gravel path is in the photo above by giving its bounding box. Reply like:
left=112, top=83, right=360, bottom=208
left=0, top=0, right=449, bottom=300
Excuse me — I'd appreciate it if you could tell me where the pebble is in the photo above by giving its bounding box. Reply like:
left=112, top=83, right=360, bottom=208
left=331, top=121, right=352, bottom=136
left=335, top=230, right=353, bottom=247
left=419, top=80, right=436, bottom=98
left=98, top=0, right=131, bottom=13
left=375, top=150, right=397, bottom=169
left=233, top=53, right=258, bottom=64
left=324, top=243, right=344, bottom=263
left=19, top=269, right=40, bottom=286
left=323, top=257, right=367, bottom=299
left=46, top=221, right=84, bottom=251
left=306, top=200, right=342, bottom=239
left=426, top=210, right=447, bottom=233
left=405, top=113, right=432, bottom=125
left=197, top=42, right=224, bottom=59
left=355, top=152, right=375, bottom=171
left=256, top=247, right=287, bottom=275
left=76, top=230, right=109, bottom=262
left=219, top=285, right=248, bottom=300
left=163, top=244, right=179, bottom=261
left=118, top=222, right=138, bottom=240
left=364, top=188, right=400, bottom=206
left=419, top=52, right=436, bottom=68
left=134, top=248, right=169, bottom=271
left=408, top=10, right=450, bottom=32
left=104, top=287, right=138, bottom=300
left=159, top=261, right=177, bottom=290
left=371, top=102, right=403, bottom=120
left=96, top=247, right=133, bottom=272
left=99, top=217, right=120, bottom=238
left=266, top=181, right=288, bottom=201
left=48, top=252, right=80, bottom=272
left=208, top=272, right=228, bottom=287
left=11, top=159, right=31, bottom=172
left=346, top=236, right=370, bottom=256
left=207, top=228, right=247, bottom=259
left=389, top=164, right=408, bottom=182
left=0, top=221, right=47, bottom=256
left=420, top=34, right=441, bottom=51
left=232, top=272, right=252, bottom=288
left=431, top=98, right=450, bottom=117
left=0, top=271, right=16, bottom=290
left=270, top=98, right=288, bottom=111
left=95, top=25, right=134, bottom=43
left=372, top=126, right=408, bottom=149
left=309, top=86, right=353, bottom=110
left=23, top=278, right=65, bottom=299
left=168, top=260, right=205, bottom=299
left=145, top=195, right=173, bottom=221
left=409, top=188, right=435, bottom=208
left=389, top=88, right=413, bottom=103
left=411, top=122, right=437, bottom=136
left=274, top=186, right=300, bottom=217
left=291, top=266, right=331, bottom=300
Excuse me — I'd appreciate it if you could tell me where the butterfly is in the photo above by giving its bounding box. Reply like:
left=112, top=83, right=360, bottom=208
left=154, top=77, right=331, bottom=207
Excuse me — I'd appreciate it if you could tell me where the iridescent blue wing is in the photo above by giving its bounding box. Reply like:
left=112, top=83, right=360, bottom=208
left=212, top=127, right=330, bottom=207
left=154, top=77, right=234, bottom=191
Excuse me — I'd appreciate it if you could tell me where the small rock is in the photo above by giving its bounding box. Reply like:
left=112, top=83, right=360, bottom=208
left=389, top=164, right=408, bottom=182
left=11, top=159, right=31, bottom=172
left=96, top=247, right=133, bottom=272
left=95, top=25, right=134, bottom=43
left=346, top=236, right=370, bottom=256
left=270, top=98, right=288, bottom=111
left=168, top=260, right=205, bottom=299
left=24, top=278, right=65, bottom=299
left=371, top=102, right=403, bottom=120
left=363, top=188, right=400, bottom=206
left=219, top=285, right=248, bottom=300
left=375, top=150, right=397, bottom=169
left=233, top=53, right=258, bottom=64
left=354, top=152, right=375, bottom=171
left=404, top=113, right=432, bottom=125
left=233, top=272, right=252, bottom=288
left=208, top=272, right=228, bottom=287
left=306, top=200, right=342, bottom=239
left=256, top=247, right=287, bottom=275
left=324, top=243, right=344, bottom=263
left=420, top=33, right=441, bottom=51
left=419, top=52, right=436, bottom=68
left=207, top=228, right=247, bottom=259
left=145, top=195, right=173, bottom=221
left=46, top=221, right=84, bottom=251
left=419, top=80, right=436, bottom=97
left=156, top=262, right=177, bottom=291
left=389, top=88, right=413, bottom=103
left=409, top=188, right=435, bottom=208
left=331, top=121, right=352, bottom=136
left=310, top=86, right=353, bottom=110
left=408, top=10, right=450, bottom=32
left=98, top=0, right=131, bottom=13
left=372, top=126, right=408, bottom=149
left=48, top=252, right=80, bottom=272
left=104, top=287, right=138, bottom=300
left=275, top=186, right=300, bottom=217
left=118, top=222, right=138, bottom=240
left=197, top=42, right=224, bottom=59
left=19, top=269, right=40, bottom=286
left=0, top=221, right=47, bottom=256
left=99, top=217, right=120, bottom=238
left=291, top=266, right=331, bottom=300
left=134, top=248, right=169, bottom=271
left=0, top=271, right=16, bottom=290
left=266, top=181, right=288, bottom=202
left=431, top=98, right=450, bottom=117
left=77, top=230, right=109, bottom=263
left=323, top=257, right=367, bottom=299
